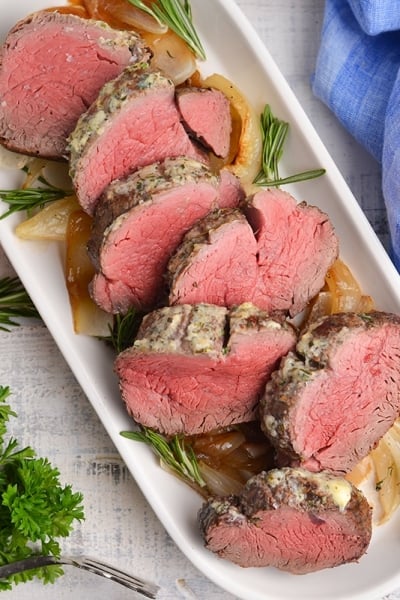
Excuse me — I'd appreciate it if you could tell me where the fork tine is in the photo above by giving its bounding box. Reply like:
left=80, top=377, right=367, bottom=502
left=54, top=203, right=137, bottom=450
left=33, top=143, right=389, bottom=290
left=64, top=556, right=160, bottom=598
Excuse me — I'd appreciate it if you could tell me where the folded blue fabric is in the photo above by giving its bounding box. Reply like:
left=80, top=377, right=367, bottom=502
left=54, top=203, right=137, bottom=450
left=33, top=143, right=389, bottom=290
left=347, top=0, right=400, bottom=35
left=312, top=0, right=400, bottom=270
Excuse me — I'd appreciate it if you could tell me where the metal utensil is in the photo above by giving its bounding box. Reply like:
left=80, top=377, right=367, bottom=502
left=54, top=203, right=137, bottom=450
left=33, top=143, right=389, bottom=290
left=0, top=555, right=159, bottom=598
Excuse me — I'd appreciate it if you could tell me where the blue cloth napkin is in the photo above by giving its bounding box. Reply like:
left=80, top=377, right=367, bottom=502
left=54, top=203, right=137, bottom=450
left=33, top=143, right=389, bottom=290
left=312, top=0, right=400, bottom=271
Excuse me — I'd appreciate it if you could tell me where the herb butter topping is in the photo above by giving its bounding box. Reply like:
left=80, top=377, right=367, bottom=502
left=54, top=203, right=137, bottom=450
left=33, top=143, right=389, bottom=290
left=266, top=468, right=352, bottom=511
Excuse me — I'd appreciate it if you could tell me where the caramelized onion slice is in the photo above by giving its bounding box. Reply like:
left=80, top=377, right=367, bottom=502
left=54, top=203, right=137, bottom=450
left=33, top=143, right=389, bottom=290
left=346, top=455, right=372, bottom=487
left=143, top=30, right=196, bottom=85
left=367, top=421, right=400, bottom=524
left=83, top=0, right=167, bottom=33
left=370, top=438, right=399, bottom=524
left=47, top=4, right=89, bottom=17
left=357, top=294, right=375, bottom=312
left=15, top=196, right=80, bottom=241
left=325, top=258, right=362, bottom=313
left=305, top=258, right=375, bottom=329
left=198, top=461, right=244, bottom=496
left=190, top=430, right=246, bottom=458
left=66, top=210, right=113, bottom=336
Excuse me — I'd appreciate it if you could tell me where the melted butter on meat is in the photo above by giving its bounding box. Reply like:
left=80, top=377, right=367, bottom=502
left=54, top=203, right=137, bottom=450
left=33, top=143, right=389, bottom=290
left=267, top=468, right=352, bottom=511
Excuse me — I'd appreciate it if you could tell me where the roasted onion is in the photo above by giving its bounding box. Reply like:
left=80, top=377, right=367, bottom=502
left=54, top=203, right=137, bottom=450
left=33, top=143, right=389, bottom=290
left=346, top=455, right=373, bottom=488
left=65, top=210, right=112, bottom=336
left=48, top=2, right=89, bottom=17
left=363, top=420, right=400, bottom=524
left=198, top=461, right=244, bottom=496
left=186, top=424, right=274, bottom=496
left=15, top=196, right=80, bottom=241
left=82, top=0, right=167, bottom=33
left=305, top=258, right=375, bottom=327
left=143, top=30, right=197, bottom=85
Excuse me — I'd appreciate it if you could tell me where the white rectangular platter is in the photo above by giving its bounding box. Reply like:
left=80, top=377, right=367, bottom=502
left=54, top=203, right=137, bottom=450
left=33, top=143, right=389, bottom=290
left=1, top=1, right=400, bottom=599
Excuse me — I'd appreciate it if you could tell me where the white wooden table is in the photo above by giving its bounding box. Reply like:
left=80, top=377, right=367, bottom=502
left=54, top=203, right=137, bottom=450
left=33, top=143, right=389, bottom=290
left=0, top=1, right=395, bottom=599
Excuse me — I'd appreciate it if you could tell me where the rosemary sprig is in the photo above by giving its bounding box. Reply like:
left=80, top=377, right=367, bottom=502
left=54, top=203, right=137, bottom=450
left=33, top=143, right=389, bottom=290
left=0, top=277, right=40, bottom=331
left=101, top=307, right=143, bottom=353
left=253, top=104, right=325, bottom=187
left=258, top=169, right=327, bottom=187
left=255, top=104, right=288, bottom=183
left=127, top=0, right=206, bottom=60
left=0, top=185, right=69, bottom=220
left=121, top=427, right=206, bottom=488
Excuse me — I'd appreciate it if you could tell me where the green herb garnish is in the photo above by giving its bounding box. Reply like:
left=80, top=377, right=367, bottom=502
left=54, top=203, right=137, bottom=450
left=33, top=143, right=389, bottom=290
left=359, top=313, right=374, bottom=323
left=254, top=104, right=325, bottom=187
left=0, top=277, right=40, bottom=331
left=0, top=183, right=69, bottom=221
left=128, top=0, right=206, bottom=60
left=121, top=427, right=206, bottom=488
left=101, top=307, right=143, bottom=353
left=0, top=386, right=84, bottom=590
left=0, top=166, right=71, bottom=220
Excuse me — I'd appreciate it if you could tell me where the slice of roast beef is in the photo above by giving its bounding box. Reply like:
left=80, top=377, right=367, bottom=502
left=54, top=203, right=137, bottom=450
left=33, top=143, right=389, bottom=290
left=246, top=189, right=339, bottom=315
left=68, top=63, right=207, bottom=215
left=198, top=467, right=372, bottom=574
left=88, top=158, right=244, bottom=313
left=0, top=10, right=149, bottom=160
left=261, top=311, right=400, bottom=474
left=176, top=86, right=232, bottom=158
left=114, top=303, right=297, bottom=435
left=168, top=208, right=259, bottom=306
left=168, top=188, right=339, bottom=316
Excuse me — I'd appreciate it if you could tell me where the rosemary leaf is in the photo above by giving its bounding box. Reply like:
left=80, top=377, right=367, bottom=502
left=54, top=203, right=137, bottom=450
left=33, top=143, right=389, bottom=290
left=254, top=104, right=325, bottom=187
left=128, top=0, right=206, bottom=60
left=101, top=307, right=143, bottom=353
left=254, top=168, right=326, bottom=187
left=0, top=277, right=40, bottom=331
left=0, top=187, right=69, bottom=220
left=121, top=427, right=206, bottom=488
left=154, top=0, right=205, bottom=60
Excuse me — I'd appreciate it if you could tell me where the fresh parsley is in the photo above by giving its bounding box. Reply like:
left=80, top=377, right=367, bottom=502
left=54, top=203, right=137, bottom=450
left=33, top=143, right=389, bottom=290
left=0, top=386, right=84, bottom=590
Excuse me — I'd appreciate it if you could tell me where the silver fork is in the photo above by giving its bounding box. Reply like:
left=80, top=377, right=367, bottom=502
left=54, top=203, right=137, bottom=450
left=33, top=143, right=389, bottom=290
left=0, top=555, right=159, bottom=598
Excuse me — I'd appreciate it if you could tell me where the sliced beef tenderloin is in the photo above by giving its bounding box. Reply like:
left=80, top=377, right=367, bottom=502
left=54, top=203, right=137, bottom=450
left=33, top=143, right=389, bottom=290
left=261, top=311, right=400, bottom=474
left=198, top=467, right=372, bottom=574
left=114, top=302, right=297, bottom=435
left=0, top=10, right=149, bottom=160
left=176, top=86, right=232, bottom=158
left=168, top=188, right=339, bottom=316
left=246, top=189, right=338, bottom=315
left=168, top=208, right=259, bottom=306
left=68, top=63, right=207, bottom=215
left=88, top=158, right=244, bottom=314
